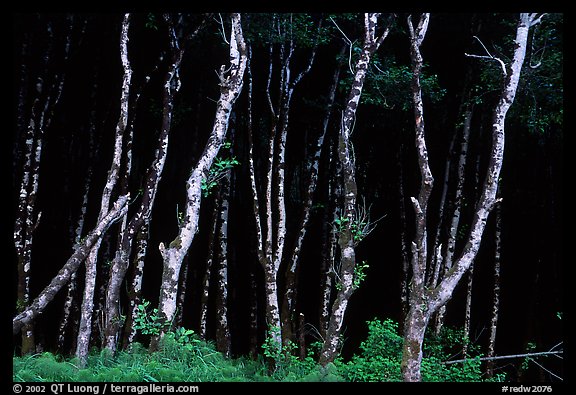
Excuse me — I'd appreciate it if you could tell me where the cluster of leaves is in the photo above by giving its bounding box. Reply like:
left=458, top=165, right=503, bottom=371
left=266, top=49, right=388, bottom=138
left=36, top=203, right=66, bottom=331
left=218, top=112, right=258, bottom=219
left=336, top=52, right=446, bottom=111
left=334, top=215, right=368, bottom=244
left=201, top=142, right=239, bottom=197
left=260, top=326, right=335, bottom=381
left=133, top=299, right=164, bottom=336
left=244, top=13, right=331, bottom=48
left=336, top=319, right=505, bottom=382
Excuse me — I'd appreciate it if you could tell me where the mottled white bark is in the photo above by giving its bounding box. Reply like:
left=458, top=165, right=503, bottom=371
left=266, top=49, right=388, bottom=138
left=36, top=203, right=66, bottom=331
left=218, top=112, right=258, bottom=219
left=13, top=195, right=129, bottom=335
left=320, top=13, right=392, bottom=366
left=434, top=106, right=473, bottom=334
left=282, top=44, right=341, bottom=344
left=486, top=202, right=502, bottom=377
left=76, top=13, right=132, bottom=366
left=156, top=13, right=246, bottom=342
left=401, top=13, right=540, bottom=382
left=215, top=167, right=231, bottom=356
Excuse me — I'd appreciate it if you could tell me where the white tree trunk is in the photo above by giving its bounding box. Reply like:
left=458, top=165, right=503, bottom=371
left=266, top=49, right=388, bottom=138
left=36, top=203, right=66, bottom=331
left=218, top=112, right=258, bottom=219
left=13, top=195, right=129, bottom=335
left=401, top=13, right=541, bottom=382
left=320, top=13, right=392, bottom=366
left=156, top=13, right=247, bottom=343
left=76, top=13, right=132, bottom=365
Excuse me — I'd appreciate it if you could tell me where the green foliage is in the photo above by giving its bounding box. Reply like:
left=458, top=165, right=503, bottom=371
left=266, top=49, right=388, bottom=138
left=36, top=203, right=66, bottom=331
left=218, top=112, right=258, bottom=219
left=133, top=299, right=164, bottom=336
left=353, top=261, right=369, bottom=290
left=13, top=318, right=501, bottom=382
left=334, top=215, right=367, bottom=244
left=337, top=318, right=498, bottom=382
left=201, top=143, right=239, bottom=198
left=337, top=53, right=446, bottom=111
left=244, top=13, right=330, bottom=48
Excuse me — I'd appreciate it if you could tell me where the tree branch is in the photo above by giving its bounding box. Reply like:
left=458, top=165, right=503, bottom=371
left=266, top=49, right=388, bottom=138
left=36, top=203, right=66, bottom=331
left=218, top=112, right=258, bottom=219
left=444, top=350, right=563, bottom=365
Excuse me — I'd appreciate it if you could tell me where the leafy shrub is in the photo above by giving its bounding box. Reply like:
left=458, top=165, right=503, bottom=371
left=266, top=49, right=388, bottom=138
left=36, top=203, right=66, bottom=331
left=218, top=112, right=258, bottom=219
left=337, top=318, right=491, bottom=382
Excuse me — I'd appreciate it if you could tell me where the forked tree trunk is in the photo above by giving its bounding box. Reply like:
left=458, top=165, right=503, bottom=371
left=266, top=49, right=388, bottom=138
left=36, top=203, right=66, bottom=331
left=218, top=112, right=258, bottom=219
left=401, top=13, right=542, bottom=382
left=319, top=13, right=392, bottom=366
left=155, top=13, right=247, bottom=347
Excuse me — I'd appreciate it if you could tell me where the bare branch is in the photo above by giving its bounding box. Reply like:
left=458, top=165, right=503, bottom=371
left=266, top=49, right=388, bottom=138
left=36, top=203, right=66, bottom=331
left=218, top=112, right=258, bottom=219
left=444, top=350, right=563, bottom=365
left=465, top=36, right=507, bottom=77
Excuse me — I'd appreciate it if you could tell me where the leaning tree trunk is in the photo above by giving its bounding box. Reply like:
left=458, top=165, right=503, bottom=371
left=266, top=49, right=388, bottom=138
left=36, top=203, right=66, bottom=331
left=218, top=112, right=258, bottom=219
left=319, top=13, right=392, bottom=366
left=154, top=13, right=247, bottom=347
left=76, top=13, right=132, bottom=366
left=401, top=13, right=542, bottom=382
left=13, top=196, right=129, bottom=335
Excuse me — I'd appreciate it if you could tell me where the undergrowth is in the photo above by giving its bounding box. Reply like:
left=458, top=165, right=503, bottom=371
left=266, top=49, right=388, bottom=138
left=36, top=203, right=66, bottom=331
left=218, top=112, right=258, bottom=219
left=13, top=319, right=505, bottom=382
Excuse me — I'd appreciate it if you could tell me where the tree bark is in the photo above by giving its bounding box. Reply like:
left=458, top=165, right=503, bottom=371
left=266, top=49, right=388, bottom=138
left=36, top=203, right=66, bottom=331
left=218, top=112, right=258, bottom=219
left=215, top=156, right=232, bottom=356
left=434, top=104, right=473, bottom=335
left=486, top=202, right=502, bottom=377
left=281, top=43, right=342, bottom=346
left=320, top=13, right=391, bottom=366
left=13, top=196, right=129, bottom=335
left=14, top=16, right=73, bottom=354
left=155, top=13, right=247, bottom=346
left=76, top=13, right=132, bottom=366
left=401, top=13, right=541, bottom=382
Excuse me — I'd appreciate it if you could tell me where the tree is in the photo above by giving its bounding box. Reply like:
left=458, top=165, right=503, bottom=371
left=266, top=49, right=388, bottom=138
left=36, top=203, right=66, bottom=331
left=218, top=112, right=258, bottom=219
left=102, top=12, right=211, bottom=354
left=75, top=13, right=132, bottom=366
left=14, top=14, right=75, bottom=354
left=154, top=13, right=247, bottom=346
left=319, top=13, right=392, bottom=366
left=401, top=13, right=545, bottom=382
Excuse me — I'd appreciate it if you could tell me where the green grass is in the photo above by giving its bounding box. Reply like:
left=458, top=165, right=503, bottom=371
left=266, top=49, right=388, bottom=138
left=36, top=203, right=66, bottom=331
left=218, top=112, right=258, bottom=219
left=13, top=320, right=505, bottom=382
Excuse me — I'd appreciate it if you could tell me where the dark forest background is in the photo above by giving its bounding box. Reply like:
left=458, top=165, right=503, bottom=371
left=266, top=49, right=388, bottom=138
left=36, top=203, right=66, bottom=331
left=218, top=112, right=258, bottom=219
left=10, top=12, right=563, bottom=381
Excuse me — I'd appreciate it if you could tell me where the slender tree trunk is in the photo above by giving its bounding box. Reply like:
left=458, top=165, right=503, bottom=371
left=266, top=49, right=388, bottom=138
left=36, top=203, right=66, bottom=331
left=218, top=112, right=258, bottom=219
left=320, top=13, right=392, bottom=366
left=281, top=44, right=342, bottom=345
left=397, top=141, right=411, bottom=331
left=486, top=202, right=502, bottom=377
left=199, top=199, right=220, bottom=339
left=248, top=268, right=259, bottom=359
left=174, top=255, right=190, bottom=329
left=462, top=264, right=474, bottom=356
left=401, top=13, right=541, bottom=382
left=155, top=14, right=247, bottom=347
left=14, top=17, right=73, bottom=354
left=215, top=157, right=232, bottom=356
left=76, top=13, right=132, bottom=366
left=434, top=104, right=473, bottom=335
left=318, top=142, right=339, bottom=341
